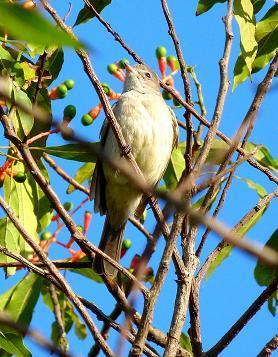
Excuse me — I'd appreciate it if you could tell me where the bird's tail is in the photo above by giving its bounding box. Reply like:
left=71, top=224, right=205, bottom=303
left=93, top=217, right=126, bottom=278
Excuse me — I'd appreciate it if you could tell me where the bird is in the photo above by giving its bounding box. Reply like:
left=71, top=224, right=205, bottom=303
left=91, top=63, right=178, bottom=277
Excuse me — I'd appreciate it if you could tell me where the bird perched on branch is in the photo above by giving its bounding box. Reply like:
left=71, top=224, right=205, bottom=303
left=91, top=63, right=178, bottom=277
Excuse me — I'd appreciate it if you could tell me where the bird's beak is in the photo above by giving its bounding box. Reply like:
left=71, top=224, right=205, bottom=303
left=124, top=63, right=136, bottom=74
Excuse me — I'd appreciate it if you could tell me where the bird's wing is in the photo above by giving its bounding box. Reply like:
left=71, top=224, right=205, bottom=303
left=168, top=106, right=179, bottom=151
left=90, top=104, right=117, bottom=214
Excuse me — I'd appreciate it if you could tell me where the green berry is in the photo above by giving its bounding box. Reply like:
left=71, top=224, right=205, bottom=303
left=107, top=63, right=118, bottom=74
left=63, top=105, right=76, bottom=119
left=101, top=83, right=110, bottom=95
left=64, top=79, right=75, bottom=90
left=63, top=201, right=73, bottom=211
left=162, top=89, right=172, bottom=100
left=41, top=231, right=52, bottom=240
left=173, top=97, right=181, bottom=107
left=14, top=172, right=26, bottom=183
left=81, top=114, right=93, bottom=126
left=118, top=58, right=129, bottom=69
left=57, top=84, right=68, bottom=98
left=77, top=225, right=83, bottom=232
left=156, top=46, right=167, bottom=59
left=122, top=239, right=132, bottom=250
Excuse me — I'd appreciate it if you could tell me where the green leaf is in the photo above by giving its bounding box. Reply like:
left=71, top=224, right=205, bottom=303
left=32, top=142, right=100, bottom=162
left=163, top=144, right=185, bottom=190
left=206, top=197, right=268, bottom=279
left=252, top=0, right=266, bottom=14
left=252, top=5, right=278, bottom=73
left=235, top=176, right=267, bottom=198
left=0, top=333, right=31, bottom=357
left=196, top=0, right=226, bottom=16
left=74, top=0, right=112, bottom=26
left=14, top=62, right=36, bottom=82
left=0, top=163, right=40, bottom=276
left=44, top=48, right=64, bottom=86
left=245, top=142, right=278, bottom=171
left=41, top=283, right=87, bottom=343
left=0, top=273, right=42, bottom=333
left=254, top=229, right=278, bottom=286
left=233, top=4, right=278, bottom=89
left=13, top=86, right=34, bottom=137
left=0, top=2, right=81, bottom=48
left=234, top=0, right=257, bottom=86
left=67, top=162, right=95, bottom=194
left=180, top=333, right=192, bottom=353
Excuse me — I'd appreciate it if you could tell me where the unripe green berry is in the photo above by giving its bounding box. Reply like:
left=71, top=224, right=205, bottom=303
left=107, top=63, right=118, bottom=74
left=167, top=55, right=176, bottom=64
left=156, top=46, right=167, bottom=59
left=101, top=83, right=111, bottom=95
left=162, top=89, right=172, bottom=100
left=173, top=98, right=181, bottom=107
left=122, top=239, right=132, bottom=250
left=14, top=172, right=27, bottom=183
left=81, top=114, right=93, bottom=126
left=41, top=231, right=52, bottom=240
left=77, top=225, right=83, bottom=232
left=63, top=105, right=76, bottom=119
left=63, top=201, right=73, bottom=211
left=118, top=58, right=129, bottom=69
left=64, top=79, right=75, bottom=90
left=57, top=84, right=68, bottom=98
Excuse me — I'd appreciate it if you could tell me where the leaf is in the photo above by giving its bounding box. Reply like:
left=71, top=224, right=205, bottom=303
left=14, top=62, right=36, bottom=82
left=235, top=176, right=267, bottom=198
left=252, top=5, right=278, bottom=73
left=233, top=4, right=278, bottom=89
left=44, top=48, right=64, bottom=86
left=33, top=142, right=100, bottom=162
left=163, top=144, right=185, bottom=190
left=234, top=0, right=257, bottom=87
left=0, top=163, right=40, bottom=276
left=206, top=197, right=268, bottom=279
left=74, top=0, right=112, bottom=26
left=67, top=162, right=95, bottom=194
left=196, top=0, right=226, bottom=16
left=252, top=0, right=266, bottom=14
left=41, top=283, right=87, bottom=342
left=12, top=86, right=34, bottom=137
left=0, top=333, right=31, bottom=357
left=245, top=142, right=278, bottom=171
left=180, top=333, right=192, bottom=353
left=254, top=229, right=278, bottom=286
left=0, top=273, right=42, bottom=334
left=0, top=2, right=81, bottom=48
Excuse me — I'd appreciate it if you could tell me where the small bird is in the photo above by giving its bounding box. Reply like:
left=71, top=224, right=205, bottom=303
left=91, top=63, right=178, bottom=277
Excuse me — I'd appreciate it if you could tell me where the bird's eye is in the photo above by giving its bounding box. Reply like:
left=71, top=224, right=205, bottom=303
left=145, top=72, right=152, bottom=79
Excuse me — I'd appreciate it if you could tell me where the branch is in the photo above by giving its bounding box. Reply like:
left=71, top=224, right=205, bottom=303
left=43, top=153, right=90, bottom=195
left=205, top=279, right=278, bottom=356
left=257, top=335, right=278, bottom=357
left=0, top=195, right=115, bottom=357
left=0, top=312, right=73, bottom=357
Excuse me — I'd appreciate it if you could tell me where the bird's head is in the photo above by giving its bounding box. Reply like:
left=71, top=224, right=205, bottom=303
left=123, top=63, right=161, bottom=94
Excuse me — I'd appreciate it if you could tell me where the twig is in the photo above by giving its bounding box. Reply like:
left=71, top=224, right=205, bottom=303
left=257, top=334, right=278, bottom=357
left=49, top=284, right=69, bottom=353
left=0, top=195, right=115, bottom=357
left=43, top=153, right=90, bottom=195
left=205, top=279, right=278, bottom=356
left=0, top=260, right=92, bottom=269
left=0, top=312, right=74, bottom=357
left=189, top=280, right=202, bottom=356
left=195, top=190, right=278, bottom=286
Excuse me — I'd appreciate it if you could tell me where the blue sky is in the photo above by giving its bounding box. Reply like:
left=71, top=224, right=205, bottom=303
left=0, top=0, right=277, bottom=356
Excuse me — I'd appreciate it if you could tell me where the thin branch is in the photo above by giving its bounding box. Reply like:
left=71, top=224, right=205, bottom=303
left=205, top=279, right=278, bottom=356
left=49, top=284, right=69, bottom=353
left=0, top=312, right=73, bottom=357
left=257, top=335, right=278, bottom=357
left=0, top=260, right=92, bottom=269
left=43, top=153, right=90, bottom=195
